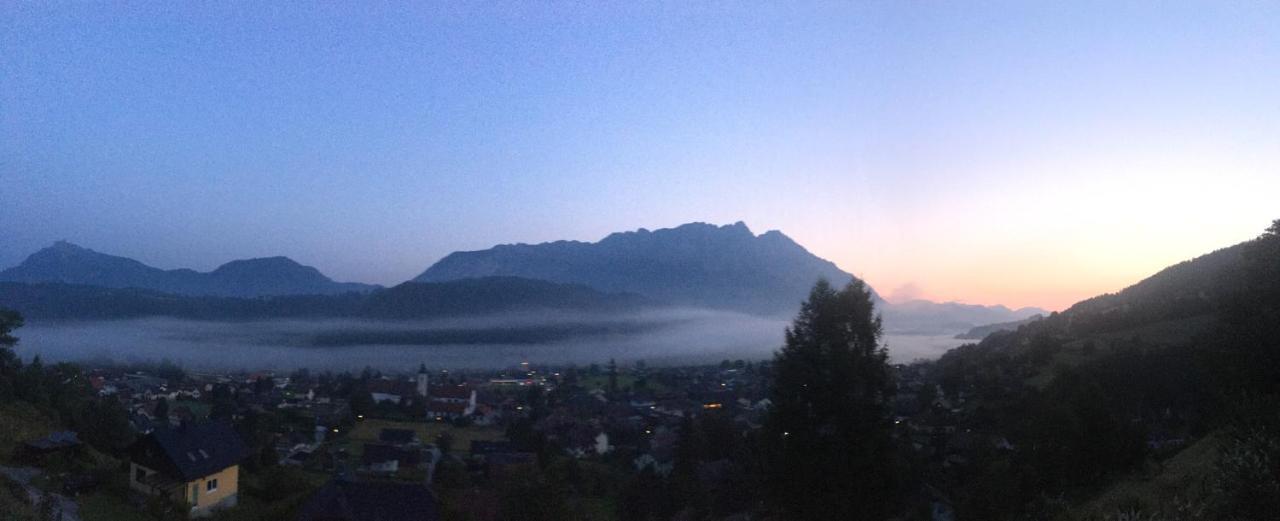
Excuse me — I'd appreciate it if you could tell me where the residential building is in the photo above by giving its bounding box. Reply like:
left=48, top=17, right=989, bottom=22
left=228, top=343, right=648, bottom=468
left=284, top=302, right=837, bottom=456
left=128, top=422, right=246, bottom=516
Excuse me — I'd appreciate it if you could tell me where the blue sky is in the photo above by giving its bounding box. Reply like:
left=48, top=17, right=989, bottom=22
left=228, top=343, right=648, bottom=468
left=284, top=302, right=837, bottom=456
left=3, top=2, right=1278, bottom=309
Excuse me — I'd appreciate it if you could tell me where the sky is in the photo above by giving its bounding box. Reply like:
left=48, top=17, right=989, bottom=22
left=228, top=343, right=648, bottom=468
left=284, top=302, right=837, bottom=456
left=2, top=2, right=1277, bottom=311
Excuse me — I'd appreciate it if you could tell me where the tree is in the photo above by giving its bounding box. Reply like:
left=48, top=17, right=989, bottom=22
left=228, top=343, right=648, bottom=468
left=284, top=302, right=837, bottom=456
left=154, top=397, right=170, bottom=423
left=77, top=397, right=136, bottom=453
left=0, top=309, right=23, bottom=399
left=155, top=359, right=185, bottom=385
left=208, top=383, right=236, bottom=420
left=0, top=308, right=21, bottom=347
left=762, top=279, right=898, bottom=519
left=349, top=387, right=374, bottom=418
left=607, top=358, right=619, bottom=395
left=1242, top=218, right=1280, bottom=310
left=436, top=431, right=454, bottom=455
left=496, top=464, right=571, bottom=521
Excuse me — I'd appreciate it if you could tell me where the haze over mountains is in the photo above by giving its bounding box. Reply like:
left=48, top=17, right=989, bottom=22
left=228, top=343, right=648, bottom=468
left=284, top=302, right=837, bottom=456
left=0, top=223, right=1043, bottom=334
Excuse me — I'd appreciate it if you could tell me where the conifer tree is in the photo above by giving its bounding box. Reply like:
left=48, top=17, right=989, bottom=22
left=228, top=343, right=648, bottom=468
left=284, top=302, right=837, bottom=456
left=763, top=279, right=897, bottom=519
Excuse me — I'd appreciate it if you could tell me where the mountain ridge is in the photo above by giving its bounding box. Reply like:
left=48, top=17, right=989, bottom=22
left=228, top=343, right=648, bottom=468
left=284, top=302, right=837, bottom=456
left=416, top=221, right=863, bottom=315
left=3, top=224, right=1047, bottom=333
left=0, top=241, right=378, bottom=298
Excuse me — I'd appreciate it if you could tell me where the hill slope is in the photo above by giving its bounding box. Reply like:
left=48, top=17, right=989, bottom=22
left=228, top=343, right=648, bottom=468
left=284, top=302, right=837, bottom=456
left=925, top=221, right=1280, bottom=520
left=0, top=277, right=647, bottom=321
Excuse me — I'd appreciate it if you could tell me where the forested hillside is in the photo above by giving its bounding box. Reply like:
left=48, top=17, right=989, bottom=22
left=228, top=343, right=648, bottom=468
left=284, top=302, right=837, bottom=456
left=926, top=220, right=1280, bottom=520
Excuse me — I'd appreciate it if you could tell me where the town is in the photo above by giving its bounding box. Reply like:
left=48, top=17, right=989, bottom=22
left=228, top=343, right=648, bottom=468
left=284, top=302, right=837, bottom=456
left=2, top=349, right=1008, bottom=521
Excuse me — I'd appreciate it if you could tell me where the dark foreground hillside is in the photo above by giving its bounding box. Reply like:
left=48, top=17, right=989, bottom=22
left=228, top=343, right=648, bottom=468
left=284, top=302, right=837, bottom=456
left=925, top=220, right=1280, bottom=519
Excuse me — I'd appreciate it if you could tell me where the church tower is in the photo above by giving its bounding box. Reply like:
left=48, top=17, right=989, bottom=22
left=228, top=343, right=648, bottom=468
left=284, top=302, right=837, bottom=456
left=416, top=363, right=429, bottom=397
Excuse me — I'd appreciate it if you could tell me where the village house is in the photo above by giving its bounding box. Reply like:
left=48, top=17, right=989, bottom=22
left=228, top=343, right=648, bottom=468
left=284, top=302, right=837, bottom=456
left=359, top=443, right=421, bottom=474
left=128, top=422, right=247, bottom=516
left=425, top=383, right=476, bottom=420
left=367, top=366, right=432, bottom=405
left=368, top=378, right=418, bottom=405
left=19, top=431, right=81, bottom=463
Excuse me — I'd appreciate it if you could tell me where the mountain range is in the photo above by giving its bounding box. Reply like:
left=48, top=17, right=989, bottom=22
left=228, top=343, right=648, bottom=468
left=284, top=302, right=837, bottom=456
left=417, top=221, right=860, bottom=315
left=415, top=222, right=1043, bottom=328
left=0, top=241, right=377, bottom=298
left=881, top=300, right=1045, bottom=335
left=0, top=223, right=1043, bottom=331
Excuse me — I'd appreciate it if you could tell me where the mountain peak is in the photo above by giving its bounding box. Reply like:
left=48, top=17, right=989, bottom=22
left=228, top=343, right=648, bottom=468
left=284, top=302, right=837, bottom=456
left=672, top=221, right=754, bottom=235
left=21, top=240, right=146, bottom=268
left=416, top=221, right=858, bottom=314
left=49, top=240, right=88, bottom=252
left=213, top=256, right=307, bottom=271
left=35, top=240, right=107, bottom=260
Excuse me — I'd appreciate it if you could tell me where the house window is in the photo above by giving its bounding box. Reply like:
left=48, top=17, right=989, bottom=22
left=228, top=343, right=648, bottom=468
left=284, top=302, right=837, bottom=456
left=134, top=466, right=147, bottom=483
left=206, top=478, right=218, bottom=492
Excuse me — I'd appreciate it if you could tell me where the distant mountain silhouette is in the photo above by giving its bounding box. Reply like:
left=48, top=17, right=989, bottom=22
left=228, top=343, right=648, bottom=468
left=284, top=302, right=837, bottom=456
left=954, top=314, right=1044, bottom=340
left=880, top=300, right=1047, bottom=335
left=2, top=229, right=1045, bottom=333
left=0, top=241, right=377, bottom=297
left=415, top=222, right=863, bottom=315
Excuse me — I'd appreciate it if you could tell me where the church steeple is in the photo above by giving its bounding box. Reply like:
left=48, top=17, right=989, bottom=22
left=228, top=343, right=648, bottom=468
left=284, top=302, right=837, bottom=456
left=416, top=364, right=429, bottom=397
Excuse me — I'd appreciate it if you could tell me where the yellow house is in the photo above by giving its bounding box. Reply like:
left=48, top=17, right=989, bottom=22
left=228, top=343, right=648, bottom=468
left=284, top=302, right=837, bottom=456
left=128, top=422, right=247, bottom=517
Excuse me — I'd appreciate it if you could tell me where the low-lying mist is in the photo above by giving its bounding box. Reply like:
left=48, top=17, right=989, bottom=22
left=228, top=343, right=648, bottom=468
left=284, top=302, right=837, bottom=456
left=13, top=309, right=965, bottom=372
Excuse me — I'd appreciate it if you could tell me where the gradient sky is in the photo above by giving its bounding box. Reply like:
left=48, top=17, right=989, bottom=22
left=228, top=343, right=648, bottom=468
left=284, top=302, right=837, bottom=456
left=3, top=2, right=1277, bottom=311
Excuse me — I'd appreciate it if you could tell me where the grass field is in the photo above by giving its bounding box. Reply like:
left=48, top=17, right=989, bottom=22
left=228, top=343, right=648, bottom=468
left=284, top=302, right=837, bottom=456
left=579, top=374, right=667, bottom=394
left=1069, top=431, right=1220, bottom=519
left=346, top=418, right=505, bottom=457
left=80, top=491, right=151, bottom=521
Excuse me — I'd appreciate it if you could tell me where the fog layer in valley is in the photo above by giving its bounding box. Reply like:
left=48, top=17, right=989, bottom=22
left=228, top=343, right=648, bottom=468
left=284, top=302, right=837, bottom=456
left=14, top=310, right=965, bottom=371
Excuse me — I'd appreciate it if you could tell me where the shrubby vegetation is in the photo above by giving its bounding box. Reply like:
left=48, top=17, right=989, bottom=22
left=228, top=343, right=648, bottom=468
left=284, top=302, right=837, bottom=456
left=0, top=310, right=135, bottom=455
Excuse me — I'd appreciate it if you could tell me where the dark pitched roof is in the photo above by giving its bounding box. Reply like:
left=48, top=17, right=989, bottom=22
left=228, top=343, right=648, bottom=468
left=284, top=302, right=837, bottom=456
left=25, top=431, right=81, bottom=452
left=130, top=422, right=246, bottom=481
left=429, top=385, right=471, bottom=400
left=295, top=479, right=439, bottom=521
left=368, top=379, right=416, bottom=397
left=377, top=428, right=416, bottom=444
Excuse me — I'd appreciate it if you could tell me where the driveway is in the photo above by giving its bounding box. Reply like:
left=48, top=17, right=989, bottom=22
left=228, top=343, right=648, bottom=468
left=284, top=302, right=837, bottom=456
left=0, top=465, right=83, bottom=521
